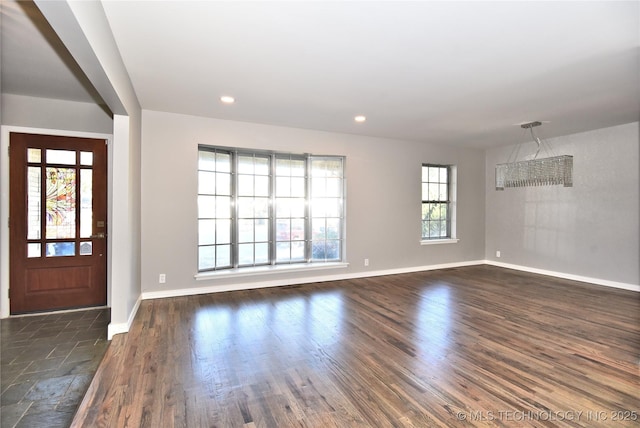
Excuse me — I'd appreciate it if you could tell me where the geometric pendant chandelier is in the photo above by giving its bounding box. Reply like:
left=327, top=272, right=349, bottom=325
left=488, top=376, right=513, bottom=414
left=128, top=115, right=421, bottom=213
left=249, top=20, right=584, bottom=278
left=496, top=121, right=573, bottom=190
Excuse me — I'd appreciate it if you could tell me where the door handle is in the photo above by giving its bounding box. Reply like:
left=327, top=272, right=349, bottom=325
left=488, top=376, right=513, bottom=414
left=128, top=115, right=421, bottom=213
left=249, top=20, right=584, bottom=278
left=90, top=233, right=106, bottom=239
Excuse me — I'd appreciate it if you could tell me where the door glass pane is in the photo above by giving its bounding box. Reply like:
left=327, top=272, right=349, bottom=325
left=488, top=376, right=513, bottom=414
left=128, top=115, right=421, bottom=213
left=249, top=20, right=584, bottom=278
left=27, top=148, right=41, bottom=163
left=80, top=151, right=93, bottom=166
left=46, top=168, right=76, bottom=239
left=79, top=241, right=93, bottom=255
left=46, top=242, right=75, bottom=257
left=27, top=243, right=41, bottom=258
left=27, top=167, right=41, bottom=240
left=80, top=169, right=92, bottom=238
left=46, top=149, right=75, bottom=165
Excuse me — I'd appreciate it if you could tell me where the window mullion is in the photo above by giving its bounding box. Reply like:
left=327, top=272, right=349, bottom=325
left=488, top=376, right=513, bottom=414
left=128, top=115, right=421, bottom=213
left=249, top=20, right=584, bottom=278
left=269, top=155, right=277, bottom=266
left=231, top=151, right=239, bottom=269
left=305, top=155, right=312, bottom=263
left=446, top=165, right=451, bottom=238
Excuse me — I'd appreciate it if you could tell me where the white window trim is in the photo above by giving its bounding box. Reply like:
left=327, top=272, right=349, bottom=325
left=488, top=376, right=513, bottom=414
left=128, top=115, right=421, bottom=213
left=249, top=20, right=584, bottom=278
left=195, top=261, right=349, bottom=280
left=421, top=164, right=457, bottom=242
left=420, top=238, right=460, bottom=245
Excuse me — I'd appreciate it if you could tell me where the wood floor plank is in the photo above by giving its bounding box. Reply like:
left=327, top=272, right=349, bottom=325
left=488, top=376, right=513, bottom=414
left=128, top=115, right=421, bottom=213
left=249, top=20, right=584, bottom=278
left=72, top=266, right=639, bottom=427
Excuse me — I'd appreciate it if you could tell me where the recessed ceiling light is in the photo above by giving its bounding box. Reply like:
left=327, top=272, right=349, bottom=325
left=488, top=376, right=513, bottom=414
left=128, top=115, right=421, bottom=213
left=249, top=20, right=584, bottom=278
left=220, top=96, right=235, bottom=104
left=354, top=115, right=366, bottom=123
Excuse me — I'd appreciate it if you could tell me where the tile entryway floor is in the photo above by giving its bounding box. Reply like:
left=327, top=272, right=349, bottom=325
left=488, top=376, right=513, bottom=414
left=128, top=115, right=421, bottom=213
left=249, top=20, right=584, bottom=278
left=0, top=308, right=109, bottom=428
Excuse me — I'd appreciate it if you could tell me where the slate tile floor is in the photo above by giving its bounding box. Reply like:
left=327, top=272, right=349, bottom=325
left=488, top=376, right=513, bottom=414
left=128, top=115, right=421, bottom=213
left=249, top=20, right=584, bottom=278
left=1, top=308, right=109, bottom=428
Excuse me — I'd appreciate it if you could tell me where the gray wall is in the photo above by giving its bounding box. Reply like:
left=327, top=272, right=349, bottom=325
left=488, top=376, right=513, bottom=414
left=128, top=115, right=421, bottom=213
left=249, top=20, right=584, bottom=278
left=1, top=93, right=113, bottom=133
left=485, top=122, right=639, bottom=285
left=140, top=110, right=486, bottom=294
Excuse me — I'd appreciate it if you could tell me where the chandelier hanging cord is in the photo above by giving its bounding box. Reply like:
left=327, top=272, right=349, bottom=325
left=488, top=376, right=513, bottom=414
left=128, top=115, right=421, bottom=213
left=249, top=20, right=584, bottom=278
left=530, top=127, right=542, bottom=160
left=506, top=122, right=547, bottom=164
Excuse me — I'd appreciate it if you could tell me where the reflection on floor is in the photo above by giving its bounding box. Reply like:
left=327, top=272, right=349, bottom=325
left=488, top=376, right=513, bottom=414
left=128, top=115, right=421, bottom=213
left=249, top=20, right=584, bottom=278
left=0, top=308, right=109, bottom=428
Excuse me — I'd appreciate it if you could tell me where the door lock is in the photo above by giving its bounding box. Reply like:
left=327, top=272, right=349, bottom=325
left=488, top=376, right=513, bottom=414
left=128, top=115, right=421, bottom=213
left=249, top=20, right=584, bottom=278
left=90, top=233, right=106, bottom=239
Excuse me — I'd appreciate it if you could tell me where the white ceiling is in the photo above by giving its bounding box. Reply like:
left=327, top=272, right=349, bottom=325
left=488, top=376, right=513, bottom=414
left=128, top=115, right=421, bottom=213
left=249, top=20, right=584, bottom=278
left=2, top=1, right=639, bottom=148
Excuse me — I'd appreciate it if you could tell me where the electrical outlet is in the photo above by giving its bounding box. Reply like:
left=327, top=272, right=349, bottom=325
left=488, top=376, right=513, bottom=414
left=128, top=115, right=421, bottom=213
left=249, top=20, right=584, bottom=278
left=364, top=258, right=369, bottom=267
left=496, top=251, right=501, bottom=258
left=159, top=274, right=166, bottom=283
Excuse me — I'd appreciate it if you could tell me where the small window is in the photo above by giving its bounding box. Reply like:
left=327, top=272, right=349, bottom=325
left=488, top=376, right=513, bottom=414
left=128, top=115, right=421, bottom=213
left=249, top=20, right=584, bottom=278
left=421, top=164, right=451, bottom=240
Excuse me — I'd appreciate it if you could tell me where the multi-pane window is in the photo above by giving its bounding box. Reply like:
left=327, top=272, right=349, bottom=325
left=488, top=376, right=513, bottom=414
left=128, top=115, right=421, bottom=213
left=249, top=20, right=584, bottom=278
left=275, top=155, right=307, bottom=263
left=310, top=158, right=343, bottom=261
left=198, top=147, right=344, bottom=271
left=197, top=150, right=232, bottom=269
left=421, top=164, right=450, bottom=239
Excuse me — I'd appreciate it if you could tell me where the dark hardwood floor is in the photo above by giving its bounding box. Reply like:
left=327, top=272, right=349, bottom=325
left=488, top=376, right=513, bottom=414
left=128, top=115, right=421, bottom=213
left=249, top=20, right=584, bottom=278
left=72, top=265, right=639, bottom=427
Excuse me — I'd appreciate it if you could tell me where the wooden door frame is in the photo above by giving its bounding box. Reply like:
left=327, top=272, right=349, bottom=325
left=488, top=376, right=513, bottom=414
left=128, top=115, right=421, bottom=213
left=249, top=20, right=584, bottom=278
left=1, top=126, right=113, bottom=318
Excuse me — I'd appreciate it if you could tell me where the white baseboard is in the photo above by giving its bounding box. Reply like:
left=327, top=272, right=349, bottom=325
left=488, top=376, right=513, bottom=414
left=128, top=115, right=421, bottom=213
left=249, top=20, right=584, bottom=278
left=141, top=259, right=486, bottom=301
left=484, top=260, right=640, bottom=292
left=107, top=295, right=141, bottom=340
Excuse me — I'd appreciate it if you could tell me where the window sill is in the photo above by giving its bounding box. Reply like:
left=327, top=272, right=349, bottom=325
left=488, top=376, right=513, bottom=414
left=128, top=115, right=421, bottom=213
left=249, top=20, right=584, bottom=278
left=194, top=262, right=349, bottom=281
left=420, top=238, right=459, bottom=246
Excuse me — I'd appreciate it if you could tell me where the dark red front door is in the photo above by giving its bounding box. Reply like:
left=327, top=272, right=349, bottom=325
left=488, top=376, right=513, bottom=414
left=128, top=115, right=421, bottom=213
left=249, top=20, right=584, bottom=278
left=9, top=132, right=108, bottom=313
